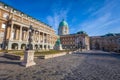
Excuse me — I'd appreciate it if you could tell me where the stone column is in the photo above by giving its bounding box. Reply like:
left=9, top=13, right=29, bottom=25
left=46, top=34, right=48, bottom=50
left=33, top=30, right=35, bottom=43
left=35, top=31, right=37, bottom=42
left=36, top=31, right=39, bottom=44
left=32, top=44, right=35, bottom=50
left=48, top=34, right=50, bottom=50
left=50, top=36, right=52, bottom=49
left=38, top=32, right=40, bottom=43
left=26, top=29, right=29, bottom=42
left=10, top=23, right=14, bottom=40
left=19, top=26, right=22, bottom=41
left=42, top=33, right=44, bottom=50
left=49, top=35, right=50, bottom=49
left=16, top=28, right=19, bottom=40
left=18, top=43, right=21, bottom=50
left=6, top=26, right=10, bottom=39
left=7, top=42, right=12, bottom=50
left=34, top=31, right=36, bottom=42
left=25, top=31, right=27, bottom=41
left=23, top=31, right=25, bottom=41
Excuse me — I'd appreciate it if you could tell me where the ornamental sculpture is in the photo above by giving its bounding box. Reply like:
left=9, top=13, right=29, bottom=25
left=27, top=25, right=34, bottom=50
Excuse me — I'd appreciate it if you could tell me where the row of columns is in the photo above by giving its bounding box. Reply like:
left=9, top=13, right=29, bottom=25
left=6, top=23, right=54, bottom=50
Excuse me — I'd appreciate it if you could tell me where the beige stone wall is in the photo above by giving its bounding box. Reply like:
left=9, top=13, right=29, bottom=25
left=90, top=36, right=120, bottom=52
left=60, top=34, right=90, bottom=50
left=0, top=2, right=57, bottom=50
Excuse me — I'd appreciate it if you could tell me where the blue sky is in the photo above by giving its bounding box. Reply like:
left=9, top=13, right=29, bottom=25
left=0, top=0, right=120, bottom=36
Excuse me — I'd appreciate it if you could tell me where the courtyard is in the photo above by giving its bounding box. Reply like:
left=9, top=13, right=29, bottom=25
left=0, top=50, right=120, bottom=80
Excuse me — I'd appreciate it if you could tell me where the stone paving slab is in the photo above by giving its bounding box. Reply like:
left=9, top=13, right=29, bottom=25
left=0, top=51, right=120, bottom=80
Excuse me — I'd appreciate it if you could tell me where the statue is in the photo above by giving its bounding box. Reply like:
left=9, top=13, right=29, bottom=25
left=55, top=38, right=63, bottom=50
left=26, top=25, right=34, bottom=50
left=56, top=38, right=61, bottom=46
left=21, top=25, right=36, bottom=67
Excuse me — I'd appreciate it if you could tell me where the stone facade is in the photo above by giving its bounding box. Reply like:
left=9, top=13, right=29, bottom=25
left=60, top=32, right=90, bottom=50
left=0, top=2, right=58, bottom=50
left=90, top=33, right=120, bottom=52
left=58, top=19, right=90, bottom=50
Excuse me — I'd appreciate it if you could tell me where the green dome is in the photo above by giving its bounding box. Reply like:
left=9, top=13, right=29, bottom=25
left=59, top=19, right=68, bottom=28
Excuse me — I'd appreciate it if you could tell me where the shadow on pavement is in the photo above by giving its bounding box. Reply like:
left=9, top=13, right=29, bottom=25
left=0, top=55, right=21, bottom=65
left=0, top=60, right=21, bottom=65
left=75, top=52, right=120, bottom=59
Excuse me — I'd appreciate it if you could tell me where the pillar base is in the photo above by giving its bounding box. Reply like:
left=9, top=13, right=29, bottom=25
left=21, top=61, right=36, bottom=68
left=21, top=50, right=36, bottom=67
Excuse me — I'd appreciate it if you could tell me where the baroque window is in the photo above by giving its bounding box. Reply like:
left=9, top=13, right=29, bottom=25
left=1, top=23, right=6, bottom=29
left=3, top=13, right=9, bottom=19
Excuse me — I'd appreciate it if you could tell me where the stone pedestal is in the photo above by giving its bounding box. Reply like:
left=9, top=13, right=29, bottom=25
left=54, top=44, right=63, bottom=50
left=58, top=44, right=63, bottom=50
left=21, top=50, right=36, bottom=67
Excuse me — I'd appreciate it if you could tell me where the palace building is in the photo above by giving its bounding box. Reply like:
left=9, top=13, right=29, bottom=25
left=0, top=2, right=58, bottom=50
left=1, top=2, right=119, bottom=53
left=90, top=33, right=120, bottom=52
left=60, top=31, right=90, bottom=50
left=58, top=20, right=90, bottom=50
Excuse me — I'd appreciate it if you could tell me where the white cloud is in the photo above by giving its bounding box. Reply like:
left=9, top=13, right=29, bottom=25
left=78, top=0, right=120, bottom=36
left=47, top=9, right=70, bottom=34
left=46, top=1, right=72, bottom=34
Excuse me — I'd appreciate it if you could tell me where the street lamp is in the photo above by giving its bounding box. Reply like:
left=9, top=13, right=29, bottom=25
left=79, top=41, right=82, bottom=52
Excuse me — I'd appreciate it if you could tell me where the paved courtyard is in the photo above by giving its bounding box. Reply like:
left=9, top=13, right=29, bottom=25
left=0, top=50, right=120, bottom=80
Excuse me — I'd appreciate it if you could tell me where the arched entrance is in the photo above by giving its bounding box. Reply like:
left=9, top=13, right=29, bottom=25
left=35, top=44, right=38, bottom=50
left=40, top=45, right=42, bottom=49
left=21, top=44, right=26, bottom=50
left=44, top=45, right=46, bottom=50
left=12, top=43, right=18, bottom=50
left=95, top=42, right=100, bottom=50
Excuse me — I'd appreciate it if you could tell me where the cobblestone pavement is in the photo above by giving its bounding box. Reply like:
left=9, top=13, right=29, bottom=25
left=0, top=50, right=120, bottom=80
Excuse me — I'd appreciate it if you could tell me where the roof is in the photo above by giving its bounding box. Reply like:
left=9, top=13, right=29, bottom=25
left=90, top=33, right=120, bottom=38
left=59, top=19, right=68, bottom=28
left=77, top=31, right=86, bottom=34
left=0, top=1, right=52, bottom=28
left=101, top=33, right=120, bottom=37
left=60, top=31, right=88, bottom=36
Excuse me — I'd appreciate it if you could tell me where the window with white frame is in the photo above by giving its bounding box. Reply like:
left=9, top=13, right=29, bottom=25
left=3, top=13, right=9, bottom=19
left=1, top=23, right=6, bottom=29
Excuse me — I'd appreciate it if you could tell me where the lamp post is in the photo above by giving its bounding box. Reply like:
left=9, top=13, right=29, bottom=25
left=79, top=41, right=82, bottom=52
left=75, top=36, right=79, bottom=51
